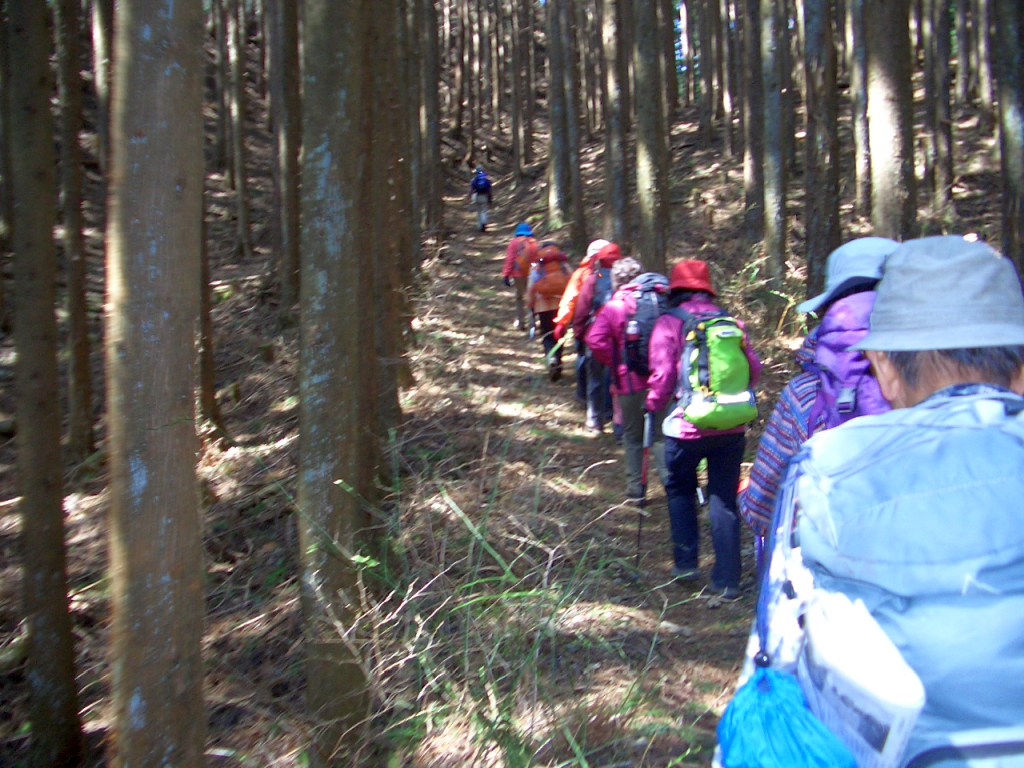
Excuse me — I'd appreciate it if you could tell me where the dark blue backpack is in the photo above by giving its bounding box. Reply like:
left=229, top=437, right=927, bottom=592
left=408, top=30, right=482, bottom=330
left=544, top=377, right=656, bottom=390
left=590, top=264, right=613, bottom=316
left=471, top=174, right=491, bottom=195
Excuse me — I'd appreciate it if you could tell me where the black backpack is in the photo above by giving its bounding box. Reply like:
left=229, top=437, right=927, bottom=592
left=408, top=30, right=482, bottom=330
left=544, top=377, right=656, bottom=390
left=590, top=264, right=614, bottom=319
left=622, top=272, right=670, bottom=377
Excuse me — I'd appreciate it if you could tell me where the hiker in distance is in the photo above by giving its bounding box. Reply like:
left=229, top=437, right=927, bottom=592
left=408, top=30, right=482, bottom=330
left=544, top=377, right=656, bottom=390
left=585, top=257, right=670, bottom=500
left=502, top=222, right=539, bottom=332
left=568, top=241, right=624, bottom=432
left=526, top=242, right=572, bottom=381
left=646, top=260, right=761, bottom=598
left=740, top=237, right=899, bottom=538
left=782, top=236, right=1024, bottom=758
left=469, top=166, right=492, bottom=232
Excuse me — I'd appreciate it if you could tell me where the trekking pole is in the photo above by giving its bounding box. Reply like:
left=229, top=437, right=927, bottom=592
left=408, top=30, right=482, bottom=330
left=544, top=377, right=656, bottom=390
left=636, top=410, right=653, bottom=569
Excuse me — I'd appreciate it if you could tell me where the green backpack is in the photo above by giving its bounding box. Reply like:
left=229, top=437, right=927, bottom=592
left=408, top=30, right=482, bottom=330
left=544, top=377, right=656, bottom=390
left=670, top=308, right=757, bottom=430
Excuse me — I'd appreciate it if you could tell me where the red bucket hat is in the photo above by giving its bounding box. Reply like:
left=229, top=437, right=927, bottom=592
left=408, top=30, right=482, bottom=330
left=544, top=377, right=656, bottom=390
left=669, top=260, right=716, bottom=295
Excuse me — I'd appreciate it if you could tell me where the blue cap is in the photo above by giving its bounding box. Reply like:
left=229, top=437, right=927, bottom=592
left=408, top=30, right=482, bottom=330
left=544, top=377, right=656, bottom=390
left=514, top=223, right=533, bottom=237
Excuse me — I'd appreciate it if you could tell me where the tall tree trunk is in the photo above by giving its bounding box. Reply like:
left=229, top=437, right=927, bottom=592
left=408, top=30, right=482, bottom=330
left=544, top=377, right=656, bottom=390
left=91, top=0, right=114, bottom=173
left=994, top=0, right=1024, bottom=268
left=743, top=0, right=765, bottom=241
left=0, top=8, right=9, bottom=333
left=524, top=0, right=536, bottom=162
left=974, top=0, right=995, bottom=132
left=718, top=0, right=736, bottom=155
left=848, top=0, right=871, bottom=215
left=300, top=0, right=374, bottom=759
left=660, top=0, right=679, bottom=120
left=865, top=0, right=917, bottom=238
left=681, top=0, right=695, bottom=106
left=267, top=0, right=301, bottom=311
left=199, top=193, right=225, bottom=434
left=932, top=0, right=954, bottom=214
left=227, top=0, right=254, bottom=260
left=511, top=0, right=525, bottom=175
left=8, top=2, right=83, bottom=764
left=698, top=0, right=716, bottom=143
left=803, top=0, right=841, bottom=299
left=106, top=0, right=205, bottom=764
left=562, top=0, right=589, bottom=252
left=454, top=0, right=467, bottom=135
left=954, top=0, right=969, bottom=108
left=635, top=0, right=669, bottom=272
left=56, top=0, right=95, bottom=462
left=547, top=0, right=570, bottom=227
left=424, top=0, right=444, bottom=232
left=603, top=0, right=630, bottom=244
left=761, top=0, right=787, bottom=276
left=213, top=0, right=232, bottom=175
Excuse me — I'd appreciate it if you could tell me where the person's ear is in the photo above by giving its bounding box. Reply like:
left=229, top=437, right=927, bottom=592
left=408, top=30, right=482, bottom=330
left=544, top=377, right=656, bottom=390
left=1010, top=364, right=1024, bottom=396
left=865, top=350, right=907, bottom=408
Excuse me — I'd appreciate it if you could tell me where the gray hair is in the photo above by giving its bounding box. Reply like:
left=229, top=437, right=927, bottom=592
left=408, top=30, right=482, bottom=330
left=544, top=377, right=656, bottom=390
left=887, top=347, right=1024, bottom=388
left=611, top=257, right=643, bottom=290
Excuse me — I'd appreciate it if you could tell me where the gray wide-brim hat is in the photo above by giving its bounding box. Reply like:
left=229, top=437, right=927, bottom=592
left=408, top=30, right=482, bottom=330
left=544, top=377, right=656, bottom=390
left=797, top=236, right=901, bottom=313
left=851, top=235, right=1024, bottom=351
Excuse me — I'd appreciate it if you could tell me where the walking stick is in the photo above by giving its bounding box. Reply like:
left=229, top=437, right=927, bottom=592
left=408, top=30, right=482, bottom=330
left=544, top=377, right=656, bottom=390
left=636, top=410, right=653, bottom=569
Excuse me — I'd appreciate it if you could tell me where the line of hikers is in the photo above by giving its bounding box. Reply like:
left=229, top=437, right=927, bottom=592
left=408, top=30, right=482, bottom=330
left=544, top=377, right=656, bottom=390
left=501, top=222, right=1024, bottom=765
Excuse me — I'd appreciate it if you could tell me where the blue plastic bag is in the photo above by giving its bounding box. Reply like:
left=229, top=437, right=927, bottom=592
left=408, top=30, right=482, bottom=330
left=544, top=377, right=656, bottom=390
left=717, top=667, right=856, bottom=768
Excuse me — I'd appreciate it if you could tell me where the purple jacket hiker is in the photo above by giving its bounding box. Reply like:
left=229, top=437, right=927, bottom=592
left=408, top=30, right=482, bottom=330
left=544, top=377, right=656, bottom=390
left=740, top=290, right=890, bottom=537
left=585, top=286, right=648, bottom=395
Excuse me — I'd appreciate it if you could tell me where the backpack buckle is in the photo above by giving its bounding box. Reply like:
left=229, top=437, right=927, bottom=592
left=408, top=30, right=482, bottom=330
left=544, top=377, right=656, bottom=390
left=836, top=387, right=857, bottom=414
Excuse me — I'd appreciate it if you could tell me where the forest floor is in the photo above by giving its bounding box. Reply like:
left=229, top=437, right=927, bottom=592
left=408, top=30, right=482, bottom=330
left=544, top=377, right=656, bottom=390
left=0, top=73, right=1009, bottom=767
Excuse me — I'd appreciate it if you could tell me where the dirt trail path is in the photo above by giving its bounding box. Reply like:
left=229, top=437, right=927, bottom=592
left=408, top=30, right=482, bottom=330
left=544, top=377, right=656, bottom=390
left=396, top=173, right=760, bottom=764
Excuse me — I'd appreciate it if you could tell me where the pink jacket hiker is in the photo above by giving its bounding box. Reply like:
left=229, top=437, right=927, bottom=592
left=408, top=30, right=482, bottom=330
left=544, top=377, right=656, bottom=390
left=645, top=298, right=762, bottom=440
left=585, top=287, right=649, bottom=395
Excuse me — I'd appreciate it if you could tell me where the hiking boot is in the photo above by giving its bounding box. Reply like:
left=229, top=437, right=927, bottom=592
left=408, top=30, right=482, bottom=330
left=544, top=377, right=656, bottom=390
left=710, top=582, right=742, bottom=600
left=548, top=360, right=562, bottom=382
left=671, top=566, right=701, bottom=582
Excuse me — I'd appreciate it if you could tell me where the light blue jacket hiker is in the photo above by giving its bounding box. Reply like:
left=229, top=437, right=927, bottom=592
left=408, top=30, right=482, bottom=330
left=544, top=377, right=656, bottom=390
left=795, top=383, right=1024, bottom=763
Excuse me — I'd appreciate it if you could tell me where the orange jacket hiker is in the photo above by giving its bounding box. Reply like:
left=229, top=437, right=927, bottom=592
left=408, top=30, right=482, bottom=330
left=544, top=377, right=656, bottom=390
left=527, top=244, right=571, bottom=314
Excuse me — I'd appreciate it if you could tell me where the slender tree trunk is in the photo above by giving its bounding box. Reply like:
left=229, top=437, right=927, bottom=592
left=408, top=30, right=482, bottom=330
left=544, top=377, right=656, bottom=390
left=603, top=0, right=629, bottom=244
left=199, top=193, right=225, bottom=434
left=974, top=0, right=995, bottom=132
left=761, top=0, right=787, bottom=276
left=56, top=0, right=95, bottom=462
left=803, top=0, right=841, bottom=299
left=635, top=0, right=669, bottom=272
left=470, top=0, right=481, bottom=161
left=106, top=0, right=205, bottom=764
left=525, top=0, right=536, bottom=162
left=743, top=0, right=765, bottom=241
left=954, top=0, right=970, bottom=109
left=300, top=0, right=374, bottom=758
left=865, top=0, right=917, bottom=238
left=511, top=0, right=525, bottom=175
left=267, top=0, right=301, bottom=311
left=91, top=0, right=114, bottom=173
left=932, top=0, right=954, bottom=214
left=454, top=0, right=467, bottom=135
left=547, top=0, right=570, bottom=227
left=8, top=2, right=83, bottom=764
left=424, top=0, right=444, bottom=232
left=213, top=0, right=232, bottom=175
left=681, top=0, right=694, bottom=106
left=718, top=0, right=736, bottom=155
left=227, top=0, right=254, bottom=259
left=562, top=0, right=589, bottom=252
left=698, top=0, right=716, bottom=143
left=660, top=0, right=679, bottom=119
left=994, top=0, right=1024, bottom=268
left=848, top=0, right=871, bottom=215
